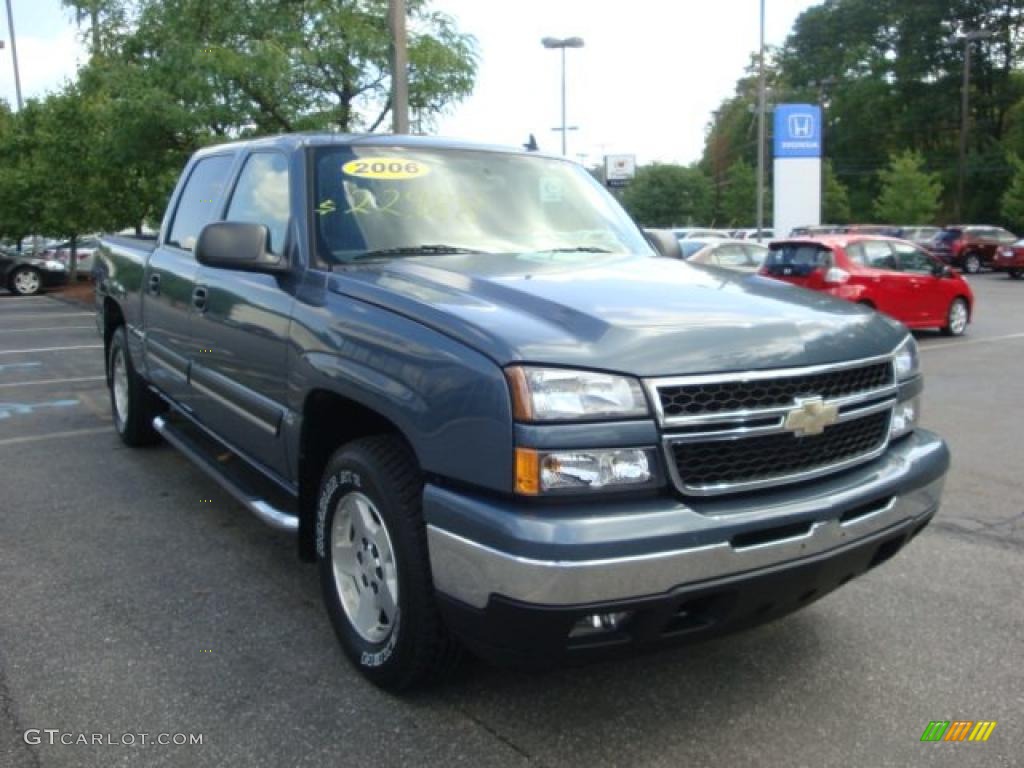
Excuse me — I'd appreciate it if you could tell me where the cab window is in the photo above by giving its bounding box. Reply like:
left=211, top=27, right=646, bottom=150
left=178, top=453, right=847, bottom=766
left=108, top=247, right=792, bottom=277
left=167, top=155, right=235, bottom=251
left=225, top=153, right=291, bottom=255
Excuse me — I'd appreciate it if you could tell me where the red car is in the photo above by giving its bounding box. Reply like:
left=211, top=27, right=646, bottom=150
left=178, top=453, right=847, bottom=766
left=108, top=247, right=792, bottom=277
left=760, top=235, right=974, bottom=336
left=994, top=239, right=1024, bottom=279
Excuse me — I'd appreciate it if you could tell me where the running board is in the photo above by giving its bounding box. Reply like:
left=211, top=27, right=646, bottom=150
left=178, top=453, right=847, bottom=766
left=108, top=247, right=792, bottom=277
left=152, top=415, right=299, bottom=533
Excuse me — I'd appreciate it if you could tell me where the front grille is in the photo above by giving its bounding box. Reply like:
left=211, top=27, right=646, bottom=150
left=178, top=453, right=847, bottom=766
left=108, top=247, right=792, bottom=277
left=658, top=361, right=893, bottom=419
left=669, top=411, right=890, bottom=492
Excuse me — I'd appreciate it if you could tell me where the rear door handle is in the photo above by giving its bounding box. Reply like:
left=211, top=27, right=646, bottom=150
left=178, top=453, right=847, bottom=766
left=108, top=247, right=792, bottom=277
left=147, top=273, right=161, bottom=296
left=192, top=285, right=208, bottom=312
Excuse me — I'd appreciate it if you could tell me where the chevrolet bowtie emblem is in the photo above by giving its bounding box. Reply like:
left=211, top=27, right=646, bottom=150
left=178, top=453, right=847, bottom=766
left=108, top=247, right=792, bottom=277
left=783, top=397, right=839, bottom=437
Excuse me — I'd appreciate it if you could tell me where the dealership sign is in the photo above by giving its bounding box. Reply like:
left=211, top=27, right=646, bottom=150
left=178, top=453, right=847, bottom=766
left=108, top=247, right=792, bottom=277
left=604, top=154, right=636, bottom=187
left=774, top=104, right=822, bottom=159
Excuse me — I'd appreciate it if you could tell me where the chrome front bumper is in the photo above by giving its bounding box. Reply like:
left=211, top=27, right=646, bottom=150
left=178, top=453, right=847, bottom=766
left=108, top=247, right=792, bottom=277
left=425, top=431, right=948, bottom=610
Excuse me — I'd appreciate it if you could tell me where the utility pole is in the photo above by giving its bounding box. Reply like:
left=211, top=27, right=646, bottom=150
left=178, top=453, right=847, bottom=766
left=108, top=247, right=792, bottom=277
left=952, top=29, right=992, bottom=221
left=755, top=0, right=766, bottom=242
left=389, top=0, right=409, bottom=134
left=4, top=0, right=23, bottom=110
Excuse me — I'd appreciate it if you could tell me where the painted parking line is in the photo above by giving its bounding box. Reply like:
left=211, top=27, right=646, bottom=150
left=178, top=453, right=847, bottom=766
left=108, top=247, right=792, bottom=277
left=0, top=312, right=94, bottom=319
left=0, top=345, right=103, bottom=356
left=0, top=362, right=42, bottom=372
left=4, top=325, right=95, bottom=333
left=920, top=332, right=1024, bottom=353
left=0, top=426, right=110, bottom=448
left=0, top=399, right=80, bottom=419
left=0, top=376, right=106, bottom=390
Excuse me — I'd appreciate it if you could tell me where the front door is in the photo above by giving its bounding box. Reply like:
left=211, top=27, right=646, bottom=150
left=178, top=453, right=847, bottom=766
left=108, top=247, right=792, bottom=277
left=143, top=154, right=235, bottom=403
left=190, top=152, right=295, bottom=479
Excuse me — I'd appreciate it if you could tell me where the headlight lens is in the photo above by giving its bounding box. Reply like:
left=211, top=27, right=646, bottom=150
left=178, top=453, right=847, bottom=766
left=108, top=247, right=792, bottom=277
left=506, top=366, right=648, bottom=422
left=890, top=395, right=921, bottom=439
left=893, top=336, right=920, bottom=380
left=515, top=447, right=656, bottom=494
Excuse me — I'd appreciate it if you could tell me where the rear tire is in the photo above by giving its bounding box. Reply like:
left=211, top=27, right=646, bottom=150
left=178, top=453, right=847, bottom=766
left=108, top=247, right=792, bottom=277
left=962, top=253, right=982, bottom=274
left=942, top=298, right=969, bottom=337
left=317, top=435, right=461, bottom=690
left=108, top=326, right=162, bottom=446
left=9, top=267, right=43, bottom=296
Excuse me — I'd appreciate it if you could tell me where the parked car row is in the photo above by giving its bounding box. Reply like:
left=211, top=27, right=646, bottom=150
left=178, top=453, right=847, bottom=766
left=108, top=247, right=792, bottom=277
left=0, top=245, right=70, bottom=296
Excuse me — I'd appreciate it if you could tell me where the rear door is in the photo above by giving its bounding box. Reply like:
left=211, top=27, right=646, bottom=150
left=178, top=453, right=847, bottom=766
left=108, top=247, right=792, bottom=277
left=189, top=151, right=296, bottom=478
left=143, top=154, right=235, bottom=403
left=845, top=240, right=911, bottom=318
left=891, top=240, right=945, bottom=324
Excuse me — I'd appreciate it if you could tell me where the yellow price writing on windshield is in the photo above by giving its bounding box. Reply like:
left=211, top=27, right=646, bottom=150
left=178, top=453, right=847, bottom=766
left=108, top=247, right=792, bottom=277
left=342, top=157, right=429, bottom=181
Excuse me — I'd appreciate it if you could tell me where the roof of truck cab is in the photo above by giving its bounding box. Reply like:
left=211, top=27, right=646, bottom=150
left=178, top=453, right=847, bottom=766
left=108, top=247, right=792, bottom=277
left=192, top=132, right=562, bottom=161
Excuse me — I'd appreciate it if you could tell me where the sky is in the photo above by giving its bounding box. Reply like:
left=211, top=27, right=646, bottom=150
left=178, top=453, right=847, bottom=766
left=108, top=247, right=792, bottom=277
left=1, top=0, right=819, bottom=165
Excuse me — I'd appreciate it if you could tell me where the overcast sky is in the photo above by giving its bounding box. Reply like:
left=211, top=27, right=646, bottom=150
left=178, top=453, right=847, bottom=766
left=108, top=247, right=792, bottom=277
left=1, top=0, right=818, bottom=165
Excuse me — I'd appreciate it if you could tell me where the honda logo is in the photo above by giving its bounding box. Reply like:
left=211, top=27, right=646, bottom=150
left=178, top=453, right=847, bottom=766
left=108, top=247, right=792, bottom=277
left=788, top=113, right=815, bottom=139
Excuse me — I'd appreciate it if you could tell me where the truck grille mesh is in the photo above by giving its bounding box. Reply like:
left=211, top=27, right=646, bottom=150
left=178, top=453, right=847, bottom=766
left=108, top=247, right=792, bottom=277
left=669, top=411, right=890, bottom=491
left=658, top=362, right=893, bottom=418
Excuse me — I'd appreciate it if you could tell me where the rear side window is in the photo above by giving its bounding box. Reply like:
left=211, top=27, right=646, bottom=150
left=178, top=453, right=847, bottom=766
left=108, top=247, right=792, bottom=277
left=933, top=229, right=962, bottom=244
left=167, top=155, right=235, bottom=251
left=764, top=244, right=832, bottom=275
left=225, top=153, right=291, bottom=255
left=847, top=240, right=897, bottom=269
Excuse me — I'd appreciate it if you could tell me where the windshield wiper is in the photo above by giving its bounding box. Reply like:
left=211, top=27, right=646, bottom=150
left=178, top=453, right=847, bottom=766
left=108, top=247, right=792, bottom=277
left=351, top=244, right=490, bottom=260
left=533, top=246, right=612, bottom=253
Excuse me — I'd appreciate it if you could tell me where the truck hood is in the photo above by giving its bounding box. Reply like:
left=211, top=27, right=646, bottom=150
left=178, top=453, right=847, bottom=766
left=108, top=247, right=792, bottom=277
left=327, top=253, right=906, bottom=377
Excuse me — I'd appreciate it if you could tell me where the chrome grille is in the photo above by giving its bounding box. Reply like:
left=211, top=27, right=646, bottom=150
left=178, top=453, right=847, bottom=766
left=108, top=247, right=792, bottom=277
left=646, top=355, right=898, bottom=496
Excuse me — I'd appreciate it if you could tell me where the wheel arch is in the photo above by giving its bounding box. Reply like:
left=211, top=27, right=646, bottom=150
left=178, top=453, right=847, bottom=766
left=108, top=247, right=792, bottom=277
left=296, top=388, right=418, bottom=562
left=102, top=298, right=126, bottom=380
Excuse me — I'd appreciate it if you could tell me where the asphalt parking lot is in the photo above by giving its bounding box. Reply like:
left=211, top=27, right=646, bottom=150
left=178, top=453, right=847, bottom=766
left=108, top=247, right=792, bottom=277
left=1, top=277, right=1022, bottom=768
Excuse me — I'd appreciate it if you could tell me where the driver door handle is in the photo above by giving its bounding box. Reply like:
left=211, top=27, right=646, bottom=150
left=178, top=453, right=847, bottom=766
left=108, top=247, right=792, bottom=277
left=192, top=285, right=208, bottom=312
left=147, top=273, right=161, bottom=296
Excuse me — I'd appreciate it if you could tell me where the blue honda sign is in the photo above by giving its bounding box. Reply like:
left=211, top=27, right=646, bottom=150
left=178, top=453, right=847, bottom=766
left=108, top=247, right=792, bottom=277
left=774, top=104, right=822, bottom=159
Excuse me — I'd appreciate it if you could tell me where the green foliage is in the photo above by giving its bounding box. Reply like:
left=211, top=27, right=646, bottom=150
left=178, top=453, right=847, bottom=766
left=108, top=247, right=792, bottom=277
left=823, top=160, right=851, bottom=224
left=720, top=160, right=757, bottom=227
left=1001, top=154, right=1024, bottom=231
left=622, top=164, right=713, bottom=228
left=0, top=1, right=478, bottom=246
left=702, top=0, right=1024, bottom=225
left=873, top=151, right=943, bottom=224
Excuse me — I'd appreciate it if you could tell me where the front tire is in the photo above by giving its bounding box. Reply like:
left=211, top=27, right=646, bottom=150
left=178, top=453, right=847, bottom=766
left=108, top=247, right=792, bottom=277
left=942, top=297, right=969, bottom=337
left=317, top=436, right=460, bottom=690
left=962, top=253, right=982, bottom=274
left=1009, top=269, right=1023, bottom=280
left=9, top=267, right=42, bottom=296
left=108, top=326, right=162, bottom=446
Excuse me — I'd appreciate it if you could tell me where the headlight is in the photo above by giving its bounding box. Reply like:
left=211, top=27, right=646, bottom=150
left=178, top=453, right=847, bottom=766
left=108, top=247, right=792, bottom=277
left=515, top=447, right=657, bottom=495
left=890, top=395, right=921, bottom=439
left=43, top=260, right=66, bottom=271
left=893, top=336, right=920, bottom=380
left=505, top=366, right=649, bottom=422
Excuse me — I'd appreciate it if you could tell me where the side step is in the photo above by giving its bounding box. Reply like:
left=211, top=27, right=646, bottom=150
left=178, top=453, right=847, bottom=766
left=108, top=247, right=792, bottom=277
left=153, top=415, right=299, bottom=533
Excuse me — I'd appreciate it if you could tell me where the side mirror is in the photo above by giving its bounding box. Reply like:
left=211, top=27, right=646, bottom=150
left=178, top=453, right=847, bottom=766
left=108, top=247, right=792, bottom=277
left=195, top=221, right=287, bottom=273
left=643, top=229, right=683, bottom=260
left=933, top=263, right=954, bottom=278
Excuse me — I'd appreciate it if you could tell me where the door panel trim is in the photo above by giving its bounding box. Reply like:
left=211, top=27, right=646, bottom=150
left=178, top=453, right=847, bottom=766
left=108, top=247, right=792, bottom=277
left=189, top=363, right=283, bottom=436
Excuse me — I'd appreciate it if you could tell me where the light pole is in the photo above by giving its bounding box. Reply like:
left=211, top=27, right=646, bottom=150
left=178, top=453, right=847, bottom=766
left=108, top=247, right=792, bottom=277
left=952, top=29, right=992, bottom=221
left=755, top=0, right=766, bottom=241
left=389, top=0, right=409, bottom=134
left=541, top=36, right=584, bottom=156
left=4, top=0, right=23, bottom=110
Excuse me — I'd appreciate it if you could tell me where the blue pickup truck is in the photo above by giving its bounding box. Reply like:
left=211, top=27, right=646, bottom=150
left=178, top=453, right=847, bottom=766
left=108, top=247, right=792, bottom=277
left=95, top=134, right=949, bottom=690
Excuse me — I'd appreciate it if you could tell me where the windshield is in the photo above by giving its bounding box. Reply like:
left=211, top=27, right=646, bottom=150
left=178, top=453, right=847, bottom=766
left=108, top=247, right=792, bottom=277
left=312, top=146, right=652, bottom=263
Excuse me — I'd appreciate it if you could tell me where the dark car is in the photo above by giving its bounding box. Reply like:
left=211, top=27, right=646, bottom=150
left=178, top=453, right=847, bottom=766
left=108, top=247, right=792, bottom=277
left=994, top=239, right=1024, bottom=279
left=929, top=226, right=1017, bottom=274
left=0, top=246, right=70, bottom=296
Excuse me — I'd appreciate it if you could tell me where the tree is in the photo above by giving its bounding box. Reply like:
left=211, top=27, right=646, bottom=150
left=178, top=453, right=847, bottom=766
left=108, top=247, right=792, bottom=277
left=873, top=151, right=943, bottom=224
left=1002, top=154, right=1024, bottom=231
left=720, top=160, right=757, bottom=227
left=622, top=164, right=713, bottom=228
left=823, top=160, right=851, bottom=224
